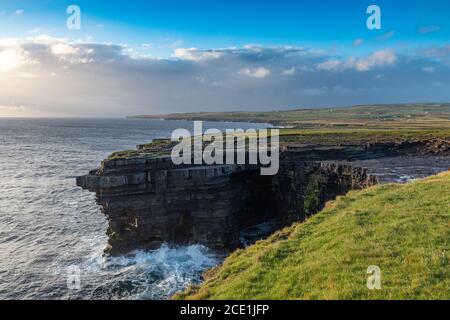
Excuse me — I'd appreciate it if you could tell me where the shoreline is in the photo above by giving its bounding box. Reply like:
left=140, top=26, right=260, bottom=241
left=76, top=106, right=450, bottom=299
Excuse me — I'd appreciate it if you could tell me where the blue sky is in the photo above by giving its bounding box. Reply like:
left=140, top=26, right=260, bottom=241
left=2, top=0, right=449, bottom=55
left=0, top=0, right=449, bottom=116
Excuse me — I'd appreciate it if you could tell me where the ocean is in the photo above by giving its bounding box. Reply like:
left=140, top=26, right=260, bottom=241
left=0, top=118, right=269, bottom=300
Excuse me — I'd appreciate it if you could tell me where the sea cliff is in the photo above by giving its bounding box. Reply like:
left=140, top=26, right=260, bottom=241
left=76, top=131, right=449, bottom=255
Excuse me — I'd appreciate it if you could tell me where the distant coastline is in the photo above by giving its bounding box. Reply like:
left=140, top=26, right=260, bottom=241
left=127, top=103, right=450, bottom=129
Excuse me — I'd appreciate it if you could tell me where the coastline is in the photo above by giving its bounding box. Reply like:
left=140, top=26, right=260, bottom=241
left=78, top=107, right=450, bottom=299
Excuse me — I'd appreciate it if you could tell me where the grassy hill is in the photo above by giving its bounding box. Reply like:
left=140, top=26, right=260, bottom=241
left=129, top=103, right=450, bottom=130
left=177, top=172, right=450, bottom=300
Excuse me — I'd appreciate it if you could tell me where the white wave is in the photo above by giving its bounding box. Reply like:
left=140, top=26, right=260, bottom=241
left=81, top=243, right=219, bottom=299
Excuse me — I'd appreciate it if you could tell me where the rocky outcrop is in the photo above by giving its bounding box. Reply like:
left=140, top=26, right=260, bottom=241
left=361, top=138, right=450, bottom=156
left=77, top=148, right=378, bottom=255
left=273, top=162, right=377, bottom=225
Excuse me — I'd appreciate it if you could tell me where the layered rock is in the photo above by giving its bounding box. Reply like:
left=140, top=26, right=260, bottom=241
left=77, top=147, right=378, bottom=255
left=273, top=162, right=377, bottom=225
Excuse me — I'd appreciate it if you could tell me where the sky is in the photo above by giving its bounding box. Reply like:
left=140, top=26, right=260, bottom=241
left=0, top=0, right=449, bottom=117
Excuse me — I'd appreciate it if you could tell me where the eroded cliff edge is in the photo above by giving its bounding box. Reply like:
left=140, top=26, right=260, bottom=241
left=76, top=135, right=449, bottom=255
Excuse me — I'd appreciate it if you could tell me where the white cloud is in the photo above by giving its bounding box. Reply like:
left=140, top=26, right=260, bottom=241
left=0, top=104, right=26, bottom=111
left=316, top=60, right=342, bottom=72
left=30, top=34, right=65, bottom=45
left=282, top=67, right=297, bottom=76
left=16, top=72, right=38, bottom=79
left=0, top=48, right=36, bottom=72
left=29, top=27, right=43, bottom=35
left=354, top=50, right=397, bottom=71
left=168, top=40, right=184, bottom=48
left=51, top=43, right=79, bottom=55
left=353, top=38, right=364, bottom=47
left=373, top=74, right=385, bottom=81
left=172, top=48, right=223, bottom=62
left=15, top=9, right=24, bottom=15
left=0, top=38, right=20, bottom=46
left=211, top=81, right=225, bottom=87
left=377, top=30, right=395, bottom=41
left=421, top=66, right=435, bottom=73
left=419, top=25, right=441, bottom=34
left=0, top=105, right=28, bottom=117
left=239, top=67, right=271, bottom=78
left=317, top=50, right=397, bottom=72
left=0, top=37, right=448, bottom=116
left=420, top=45, right=450, bottom=59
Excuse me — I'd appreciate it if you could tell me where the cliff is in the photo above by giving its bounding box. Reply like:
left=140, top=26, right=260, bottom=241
left=77, top=146, right=378, bottom=255
left=76, top=131, right=449, bottom=255
left=176, top=172, right=450, bottom=300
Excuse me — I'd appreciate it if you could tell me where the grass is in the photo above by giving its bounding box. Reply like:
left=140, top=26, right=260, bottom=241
left=177, top=172, right=450, bottom=300
left=105, top=128, right=449, bottom=160
left=129, top=103, right=450, bottom=130
left=114, top=104, right=450, bottom=160
left=277, top=129, right=450, bottom=145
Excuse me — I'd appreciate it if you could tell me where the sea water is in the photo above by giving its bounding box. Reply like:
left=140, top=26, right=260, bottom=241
left=0, top=118, right=267, bottom=300
left=1, top=118, right=448, bottom=299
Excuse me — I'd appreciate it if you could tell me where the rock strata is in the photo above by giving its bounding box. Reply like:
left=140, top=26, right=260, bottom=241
left=77, top=146, right=378, bottom=255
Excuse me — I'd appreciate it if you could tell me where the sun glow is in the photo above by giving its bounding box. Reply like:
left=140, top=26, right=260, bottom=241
left=0, top=48, right=33, bottom=72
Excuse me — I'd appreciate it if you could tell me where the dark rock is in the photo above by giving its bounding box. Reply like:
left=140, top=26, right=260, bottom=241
left=77, top=147, right=378, bottom=255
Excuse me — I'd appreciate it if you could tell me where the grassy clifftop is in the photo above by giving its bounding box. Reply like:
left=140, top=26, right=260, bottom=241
left=177, top=172, right=450, bottom=300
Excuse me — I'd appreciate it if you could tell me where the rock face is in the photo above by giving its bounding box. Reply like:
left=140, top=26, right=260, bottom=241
left=273, top=162, right=377, bottom=225
left=77, top=148, right=377, bottom=255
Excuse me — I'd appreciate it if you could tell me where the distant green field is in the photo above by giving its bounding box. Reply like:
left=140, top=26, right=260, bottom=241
left=130, top=103, right=450, bottom=130
left=177, top=172, right=450, bottom=300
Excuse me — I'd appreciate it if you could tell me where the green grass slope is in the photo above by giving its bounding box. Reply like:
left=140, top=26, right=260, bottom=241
left=178, top=172, right=450, bottom=300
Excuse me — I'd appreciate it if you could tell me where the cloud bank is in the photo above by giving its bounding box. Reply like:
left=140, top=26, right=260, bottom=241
left=0, top=35, right=449, bottom=117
